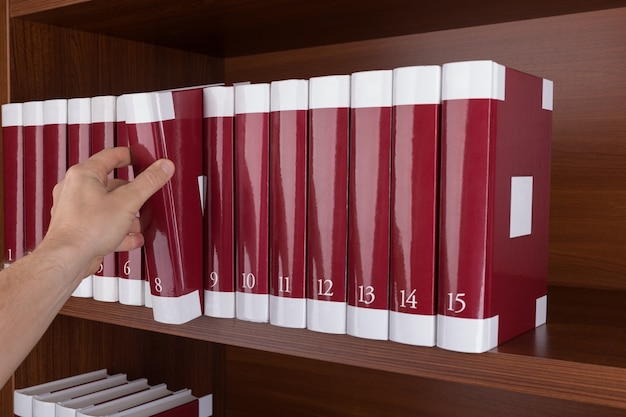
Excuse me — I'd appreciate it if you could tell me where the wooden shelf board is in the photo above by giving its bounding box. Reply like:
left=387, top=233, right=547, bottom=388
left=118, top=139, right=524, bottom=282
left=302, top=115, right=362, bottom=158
left=10, top=0, right=626, bottom=57
left=59, top=285, right=626, bottom=409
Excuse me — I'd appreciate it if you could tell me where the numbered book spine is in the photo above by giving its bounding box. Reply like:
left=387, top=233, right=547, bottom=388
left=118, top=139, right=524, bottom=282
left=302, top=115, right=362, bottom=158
left=306, top=75, right=350, bottom=334
left=125, top=88, right=204, bottom=325
left=346, top=70, right=393, bottom=340
left=2, top=103, right=24, bottom=268
left=234, top=83, right=271, bottom=323
left=67, top=97, right=94, bottom=298
left=388, top=66, right=441, bottom=347
left=23, top=101, right=45, bottom=255
left=91, top=95, right=119, bottom=302
left=115, top=95, right=145, bottom=306
left=437, top=60, right=553, bottom=353
left=269, top=79, right=309, bottom=328
left=203, top=86, right=236, bottom=318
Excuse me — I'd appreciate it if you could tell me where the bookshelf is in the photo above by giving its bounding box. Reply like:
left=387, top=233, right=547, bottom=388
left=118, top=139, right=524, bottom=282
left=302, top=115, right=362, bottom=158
left=2, top=0, right=626, bottom=415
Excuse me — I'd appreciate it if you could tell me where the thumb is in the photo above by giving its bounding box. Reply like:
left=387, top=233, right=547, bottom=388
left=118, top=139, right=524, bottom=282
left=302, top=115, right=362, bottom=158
left=121, top=159, right=175, bottom=212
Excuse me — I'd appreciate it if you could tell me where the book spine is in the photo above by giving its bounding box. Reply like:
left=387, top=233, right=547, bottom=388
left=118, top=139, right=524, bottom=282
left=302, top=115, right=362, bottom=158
left=234, top=83, right=270, bottom=323
left=388, top=66, right=441, bottom=347
left=437, top=60, right=552, bottom=352
left=91, top=95, right=120, bottom=302
left=126, top=89, right=204, bottom=325
left=115, top=95, right=145, bottom=306
left=42, top=99, right=68, bottom=239
left=346, top=70, right=393, bottom=340
left=23, top=101, right=45, bottom=255
left=202, top=86, right=236, bottom=318
left=269, top=79, right=309, bottom=328
left=67, top=97, right=94, bottom=298
left=2, top=103, right=24, bottom=267
left=305, top=75, right=351, bottom=334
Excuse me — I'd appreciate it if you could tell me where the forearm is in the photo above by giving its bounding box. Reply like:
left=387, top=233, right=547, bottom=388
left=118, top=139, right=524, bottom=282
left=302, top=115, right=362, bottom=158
left=0, top=240, right=87, bottom=385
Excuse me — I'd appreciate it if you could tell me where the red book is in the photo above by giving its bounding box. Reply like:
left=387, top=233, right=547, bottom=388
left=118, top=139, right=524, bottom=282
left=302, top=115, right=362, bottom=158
left=42, top=99, right=68, bottom=238
left=269, top=79, right=308, bottom=328
left=346, top=70, right=393, bottom=340
left=202, top=86, right=236, bottom=318
left=306, top=75, right=351, bottom=334
left=67, top=97, right=94, bottom=298
left=388, top=66, right=440, bottom=347
left=22, top=100, right=45, bottom=255
left=234, top=83, right=270, bottom=323
left=125, top=88, right=204, bottom=325
left=111, top=391, right=212, bottom=417
left=91, top=95, right=119, bottom=302
left=2, top=103, right=24, bottom=267
left=437, top=60, right=553, bottom=353
left=115, top=95, right=145, bottom=306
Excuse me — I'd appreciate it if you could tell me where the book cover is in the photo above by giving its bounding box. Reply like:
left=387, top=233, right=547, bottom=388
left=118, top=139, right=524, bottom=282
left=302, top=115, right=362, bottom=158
left=110, top=391, right=212, bottom=417
left=42, top=99, right=68, bottom=238
left=306, top=74, right=351, bottom=334
left=269, top=79, right=308, bottom=328
left=437, top=60, right=553, bottom=353
left=22, top=100, right=45, bottom=255
left=346, top=70, right=393, bottom=340
left=76, top=384, right=173, bottom=417
left=32, top=374, right=127, bottom=417
left=91, top=95, right=120, bottom=302
left=125, top=88, right=204, bottom=325
left=388, top=66, right=441, bottom=347
left=67, top=97, right=94, bottom=297
left=2, top=102, right=24, bottom=268
left=115, top=95, right=145, bottom=306
left=14, top=369, right=109, bottom=417
left=234, top=83, right=271, bottom=323
left=202, top=86, right=236, bottom=318
left=56, top=379, right=151, bottom=417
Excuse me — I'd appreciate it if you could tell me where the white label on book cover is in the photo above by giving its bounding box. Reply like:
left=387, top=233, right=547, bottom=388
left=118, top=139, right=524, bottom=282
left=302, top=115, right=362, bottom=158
left=346, top=305, right=389, bottom=340
left=204, top=289, right=236, bottom=318
left=392, top=66, right=442, bottom=105
left=119, top=278, right=145, bottom=306
left=510, top=176, right=533, bottom=238
left=235, top=83, right=270, bottom=114
left=69, top=98, right=92, bottom=124
left=204, top=86, right=234, bottom=117
left=389, top=311, right=437, bottom=347
left=2, top=102, right=22, bottom=126
left=151, top=290, right=202, bottom=324
left=309, top=75, right=350, bottom=109
left=536, top=295, right=548, bottom=327
left=351, top=70, right=393, bottom=108
left=542, top=79, right=554, bottom=111
left=442, top=60, right=506, bottom=101
left=437, top=314, right=499, bottom=353
left=93, top=275, right=120, bottom=302
left=307, top=299, right=347, bottom=334
left=72, top=275, right=94, bottom=298
left=236, top=292, right=269, bottom=323
left=269, top=295, right=306, bottom=328
left=270, top=79, right=308, bottom=111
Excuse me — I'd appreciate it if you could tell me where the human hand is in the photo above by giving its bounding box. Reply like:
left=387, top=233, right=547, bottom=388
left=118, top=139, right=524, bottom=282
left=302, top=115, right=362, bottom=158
left=43, top=147, right=175, bottom=281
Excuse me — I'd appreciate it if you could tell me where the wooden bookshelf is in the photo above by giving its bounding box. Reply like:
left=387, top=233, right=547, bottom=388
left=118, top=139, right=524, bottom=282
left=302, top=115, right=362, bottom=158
left=3, top=0, right=626, bottom=415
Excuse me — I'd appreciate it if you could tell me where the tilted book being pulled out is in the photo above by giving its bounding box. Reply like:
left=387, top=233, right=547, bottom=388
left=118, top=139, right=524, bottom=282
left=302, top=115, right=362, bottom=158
left=124, top=87, right=205, bottom=325
left=437, top=60, right=553, bottom=353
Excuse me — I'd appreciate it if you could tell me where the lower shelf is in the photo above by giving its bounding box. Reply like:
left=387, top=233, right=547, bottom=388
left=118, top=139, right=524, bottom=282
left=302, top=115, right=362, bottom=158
left=59, top=285, right=626, bottom=410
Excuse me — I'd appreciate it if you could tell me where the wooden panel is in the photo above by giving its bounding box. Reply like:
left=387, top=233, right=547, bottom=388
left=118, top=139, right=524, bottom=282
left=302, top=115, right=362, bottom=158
left=9, top=0, right=626, bottom=57
left=223, top=346, right=626, bottom=417
left=9, top=18, right=222, bottom=102
left=225, top=7, right=626, bottom=290
left=14, top=315, right=214, bottom=395
left=58, top=290, right=626, bottom=410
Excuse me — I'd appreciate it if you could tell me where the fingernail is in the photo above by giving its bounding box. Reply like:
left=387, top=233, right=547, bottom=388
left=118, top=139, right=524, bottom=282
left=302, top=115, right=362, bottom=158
left=160, top=160, right=175, bottom=176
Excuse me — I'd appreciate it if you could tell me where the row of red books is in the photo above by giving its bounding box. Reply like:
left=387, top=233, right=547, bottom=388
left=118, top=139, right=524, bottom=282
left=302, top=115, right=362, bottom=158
left=1, top=60, right=553, bottom=353
left=13, top=369, right=212, bottom=417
